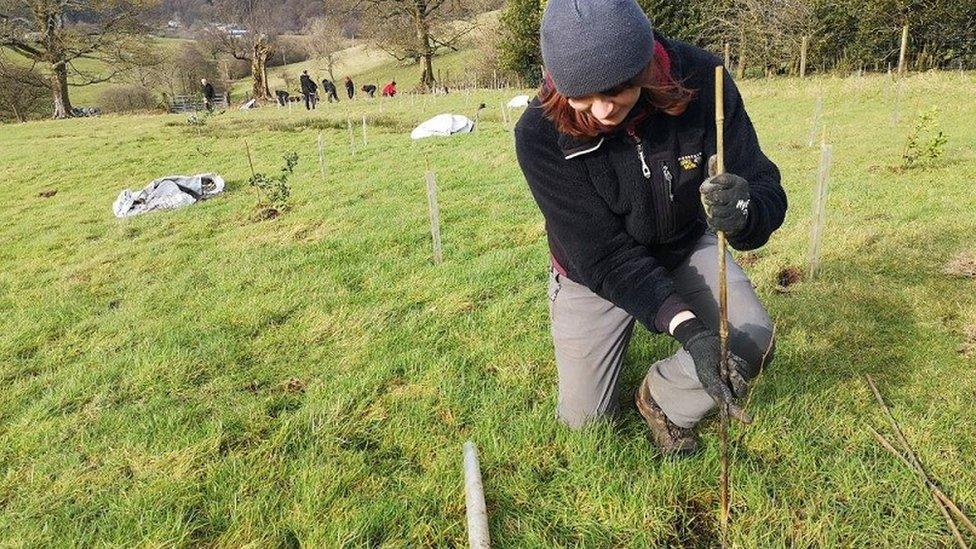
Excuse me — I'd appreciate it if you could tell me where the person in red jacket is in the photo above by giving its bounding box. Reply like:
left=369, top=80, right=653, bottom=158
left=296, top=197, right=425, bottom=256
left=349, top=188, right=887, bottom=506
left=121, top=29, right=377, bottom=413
left=514, top=0, right=786, bottom=457
left=381, top=80, right=397, bottom=97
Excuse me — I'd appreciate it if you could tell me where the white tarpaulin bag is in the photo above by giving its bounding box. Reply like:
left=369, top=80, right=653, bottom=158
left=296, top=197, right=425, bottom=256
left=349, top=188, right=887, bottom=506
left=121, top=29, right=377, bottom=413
left=113, top=173, right=225, bottom=218
left=410, top=114, right=475, bottom=140
left=507, top=95, right=530, bottom=108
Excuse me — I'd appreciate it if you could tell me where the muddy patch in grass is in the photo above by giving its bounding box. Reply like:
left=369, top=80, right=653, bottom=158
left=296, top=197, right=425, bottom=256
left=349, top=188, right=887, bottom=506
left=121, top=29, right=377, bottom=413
left=944, top=251, right=976, bottom=278
left=38, top=189, right=57, bottom=198
left=775, top=266, right=803, bottom=292
left=670, top=494, right=718, bottom=547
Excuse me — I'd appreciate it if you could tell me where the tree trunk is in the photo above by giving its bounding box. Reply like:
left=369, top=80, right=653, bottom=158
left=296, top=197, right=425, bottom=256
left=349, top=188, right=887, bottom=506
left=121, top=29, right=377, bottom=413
left=251, top=48, right=271, bottom=101
left=51, top=62, right=73, bottom=118
left=413, top=6, right=435, bottom=91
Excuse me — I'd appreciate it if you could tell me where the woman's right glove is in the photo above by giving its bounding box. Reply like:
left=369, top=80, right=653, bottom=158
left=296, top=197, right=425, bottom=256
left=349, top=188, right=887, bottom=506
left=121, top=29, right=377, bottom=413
left=673, top=317, right=753, bottom=424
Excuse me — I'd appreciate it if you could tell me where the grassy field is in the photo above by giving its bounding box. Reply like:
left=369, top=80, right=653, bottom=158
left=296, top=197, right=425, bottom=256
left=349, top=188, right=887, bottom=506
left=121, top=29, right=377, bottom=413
left=1, top=72, right=975, bottom=546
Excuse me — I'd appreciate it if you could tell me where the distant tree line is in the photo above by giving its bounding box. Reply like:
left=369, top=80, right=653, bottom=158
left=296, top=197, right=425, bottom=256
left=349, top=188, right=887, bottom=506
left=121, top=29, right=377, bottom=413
left=499, top=0, right=976, bottom=85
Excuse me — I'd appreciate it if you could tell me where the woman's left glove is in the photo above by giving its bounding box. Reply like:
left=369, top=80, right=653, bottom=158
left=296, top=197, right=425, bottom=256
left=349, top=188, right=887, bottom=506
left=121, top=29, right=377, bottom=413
left=701, top=155, right=750, bottom=236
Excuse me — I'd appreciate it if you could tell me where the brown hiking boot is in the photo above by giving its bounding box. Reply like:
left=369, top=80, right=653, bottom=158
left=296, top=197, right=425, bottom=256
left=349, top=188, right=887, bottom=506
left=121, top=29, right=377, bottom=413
left=636, top=377, right=699, bottom=457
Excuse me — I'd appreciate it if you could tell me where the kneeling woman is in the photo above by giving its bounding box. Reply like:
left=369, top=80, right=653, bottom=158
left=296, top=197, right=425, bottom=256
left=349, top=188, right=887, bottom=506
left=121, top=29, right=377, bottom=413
left=515, top=0, right=787, bottom=456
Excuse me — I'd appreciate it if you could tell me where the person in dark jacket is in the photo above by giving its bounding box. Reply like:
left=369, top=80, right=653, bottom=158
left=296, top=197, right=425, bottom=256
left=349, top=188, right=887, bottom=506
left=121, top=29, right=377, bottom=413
left=322, top=78, right=339, bottom=102
left=344, top=76, right=355, bottom=99
left=275, top=89, right=290, bottom=106
left=300, top=70, right=317, bottom=110
left=201, top=78, right=215, bottom=112
left=514, top=0, right=786, bottom=456
left=361, top=84, right=377, bottom=98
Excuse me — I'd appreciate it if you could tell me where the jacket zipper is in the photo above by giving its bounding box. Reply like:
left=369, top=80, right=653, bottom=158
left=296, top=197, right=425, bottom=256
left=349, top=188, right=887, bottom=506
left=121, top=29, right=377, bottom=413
left=627, top=128, right=652, bottom=179
left=660, top=161, right=674, bottom=202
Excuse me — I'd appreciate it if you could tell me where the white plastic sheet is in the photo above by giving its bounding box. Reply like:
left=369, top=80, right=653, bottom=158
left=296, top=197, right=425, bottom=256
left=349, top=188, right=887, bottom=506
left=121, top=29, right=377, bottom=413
left=507, top=94, right=530, bottom=108
left=113, top=173, right=225, bottom=218
left=410, top=114, right=475, bottom=140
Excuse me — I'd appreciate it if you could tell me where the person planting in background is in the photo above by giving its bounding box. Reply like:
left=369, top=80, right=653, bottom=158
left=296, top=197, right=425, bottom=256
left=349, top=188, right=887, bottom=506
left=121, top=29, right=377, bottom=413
left=344, top=76, right=355, bottom=99
left=322, top=78, right=340, bottom=103
left=201, top=78, right=215, bottom=112
left=514, top=0, right=786, bottom=456
left=362, top=84, right=377, bottom=98
left=300, top=70, right=317, bottom=110
left=382, top=80, right=397, bottom=97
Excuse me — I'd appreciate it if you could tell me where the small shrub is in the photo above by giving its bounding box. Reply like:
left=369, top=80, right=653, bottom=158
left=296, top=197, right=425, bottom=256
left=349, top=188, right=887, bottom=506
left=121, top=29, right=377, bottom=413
left=99, top=85, right=158, bottom=113
left=902, top=107, right=947, bottom=168
left=249, top=153, right=298, bottom=218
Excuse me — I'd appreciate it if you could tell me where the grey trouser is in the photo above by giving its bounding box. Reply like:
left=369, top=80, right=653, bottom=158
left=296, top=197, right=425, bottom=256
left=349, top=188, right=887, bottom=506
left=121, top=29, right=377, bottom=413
left=548, top=232, right=774, bottom=429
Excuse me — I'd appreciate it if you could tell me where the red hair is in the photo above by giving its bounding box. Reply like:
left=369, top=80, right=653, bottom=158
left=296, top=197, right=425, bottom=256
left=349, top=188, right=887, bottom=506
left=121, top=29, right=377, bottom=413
left=540, top=40, right=696, bottom=138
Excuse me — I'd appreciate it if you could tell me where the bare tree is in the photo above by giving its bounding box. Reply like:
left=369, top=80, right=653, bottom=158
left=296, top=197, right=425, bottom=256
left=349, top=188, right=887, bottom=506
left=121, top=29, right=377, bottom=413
left=354, top=0, right=479, bottom=91
left=304, top=16, right=345, bottom=82
left=203, top=0, right=283, bottom=102
left=0, top=0, right=149, bottom=118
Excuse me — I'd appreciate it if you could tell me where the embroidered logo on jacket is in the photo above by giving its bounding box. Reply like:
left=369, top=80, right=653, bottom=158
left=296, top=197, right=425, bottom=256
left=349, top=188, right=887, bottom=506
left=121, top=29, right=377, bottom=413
left=679, top=153, right=702, bottom=171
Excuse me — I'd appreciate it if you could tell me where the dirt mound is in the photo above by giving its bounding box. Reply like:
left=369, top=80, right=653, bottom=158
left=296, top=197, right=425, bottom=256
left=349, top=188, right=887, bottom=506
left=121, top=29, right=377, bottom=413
left=775, top=266, right=803, bottom=292
left=944, top=251, right=976, bottom=278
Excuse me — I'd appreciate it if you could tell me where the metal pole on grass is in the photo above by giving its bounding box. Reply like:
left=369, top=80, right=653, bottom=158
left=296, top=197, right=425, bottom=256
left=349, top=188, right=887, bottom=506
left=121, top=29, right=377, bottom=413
left=463, top=441, right=490, bottom=548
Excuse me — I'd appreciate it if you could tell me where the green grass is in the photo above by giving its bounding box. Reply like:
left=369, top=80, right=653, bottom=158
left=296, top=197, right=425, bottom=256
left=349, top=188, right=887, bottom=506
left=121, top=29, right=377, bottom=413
left=1, top=72, right=975, bottom=546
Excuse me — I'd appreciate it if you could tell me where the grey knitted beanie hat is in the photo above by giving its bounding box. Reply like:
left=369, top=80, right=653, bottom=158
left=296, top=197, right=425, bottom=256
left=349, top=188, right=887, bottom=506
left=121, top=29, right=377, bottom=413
left=541, top=0, right=655, bottom=97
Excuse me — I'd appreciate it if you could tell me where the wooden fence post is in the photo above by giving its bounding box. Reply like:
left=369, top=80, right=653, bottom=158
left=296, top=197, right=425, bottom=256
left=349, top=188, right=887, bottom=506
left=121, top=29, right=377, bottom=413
left=800, top=36, right=809, bottom=78
left=898, top=24, right=909, bottom=77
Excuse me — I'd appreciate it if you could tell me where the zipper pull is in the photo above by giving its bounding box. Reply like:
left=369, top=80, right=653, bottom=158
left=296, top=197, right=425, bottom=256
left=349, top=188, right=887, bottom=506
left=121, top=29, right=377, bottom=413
left=628, top=128, right=652, bottom=179
left=661, top=161, right=674, bottom=201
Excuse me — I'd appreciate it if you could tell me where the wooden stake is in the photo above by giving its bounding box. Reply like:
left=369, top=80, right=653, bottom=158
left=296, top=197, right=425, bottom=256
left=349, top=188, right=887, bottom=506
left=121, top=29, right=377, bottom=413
left=865, top=377, right=970, bottom=548
left=463, top=441, right=490, bottom=548
left=724, top=42, right=731, bottom=69
left=243, top=139, right=256, bottom=179
left=800, top=36, right=809, bottom=78
left=714, top=65, right=731, bottom=549
left=807, top=135, right=831, bottom=279
left=424, top=165, right=443, bottom=264
left=316, top=132, right=326, bottom=179
left=736, top=33, right=746, bottom=79
left=898, top=24, right=909, bottom=77
left=361, top=115, right=367, bottom=146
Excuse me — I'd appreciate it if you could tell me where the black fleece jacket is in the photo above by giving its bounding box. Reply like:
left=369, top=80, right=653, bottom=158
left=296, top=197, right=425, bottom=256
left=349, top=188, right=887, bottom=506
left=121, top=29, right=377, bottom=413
left=514, top=36, right=786, bottom=334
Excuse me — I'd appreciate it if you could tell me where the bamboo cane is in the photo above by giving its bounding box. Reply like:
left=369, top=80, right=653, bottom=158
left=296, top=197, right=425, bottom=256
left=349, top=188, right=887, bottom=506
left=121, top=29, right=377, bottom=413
left=866, top=426, right=976, bottom=544
left=714, top=65, right=731, bottom=549
left=864, top=378, right=972, bottom=548
left=244, top=139, right=255, bottom=179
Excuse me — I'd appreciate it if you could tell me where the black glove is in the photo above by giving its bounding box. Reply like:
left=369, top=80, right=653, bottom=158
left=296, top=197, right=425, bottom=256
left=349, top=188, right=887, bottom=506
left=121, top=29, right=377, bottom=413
left=701, top=154, right=750, bottom=236
left=673, top=317, right=752, bottom=424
